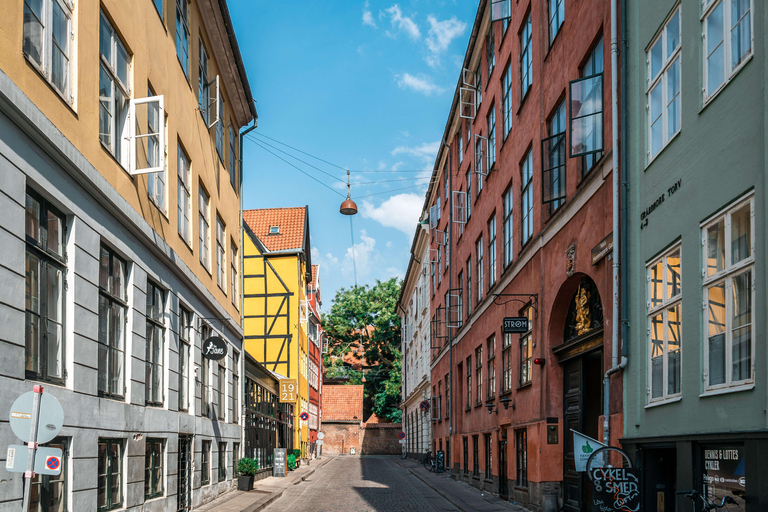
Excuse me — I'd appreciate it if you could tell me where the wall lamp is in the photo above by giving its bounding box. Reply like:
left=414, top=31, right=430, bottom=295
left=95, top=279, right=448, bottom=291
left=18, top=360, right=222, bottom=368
left=486, top=397, right=515, bottom=415
left=534, top=358, right=546, bottom=366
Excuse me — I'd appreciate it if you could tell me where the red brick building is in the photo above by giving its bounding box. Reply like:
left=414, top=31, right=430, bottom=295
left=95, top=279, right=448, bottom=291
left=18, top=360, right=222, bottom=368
left=320, top=385, right=364, bottom=455
left=425, top=1, right=621, bottom=511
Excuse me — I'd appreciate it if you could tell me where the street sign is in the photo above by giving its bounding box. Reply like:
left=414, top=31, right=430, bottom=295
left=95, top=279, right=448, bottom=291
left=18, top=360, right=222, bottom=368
left=300, top=411, right=309, bottom=421
left=317, top=432, right=325, bottom=440
left=398, top=439, right=405, bottom=444
left=503, top=317, right=529, bottom=333
left=398, top=431, right=406, bottom=440
left=5, top=445, right=62, bottom=475
left=279, top=379, right=297, bottom=403
left=317, top=440, right=324, bottom=445
left=9, top=391, right=63, bottom=444
left=202, top=336, right=228, bottom=361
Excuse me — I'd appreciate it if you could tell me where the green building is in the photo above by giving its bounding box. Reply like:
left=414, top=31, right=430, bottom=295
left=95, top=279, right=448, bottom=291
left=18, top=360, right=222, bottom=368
left=622, top=0, right=765, bottom=510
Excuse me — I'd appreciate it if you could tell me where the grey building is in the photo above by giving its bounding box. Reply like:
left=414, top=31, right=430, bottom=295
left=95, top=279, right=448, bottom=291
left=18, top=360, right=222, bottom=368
left=0, top=0, right=256, bottom=510
left=622, top=0, right=765, bottom=510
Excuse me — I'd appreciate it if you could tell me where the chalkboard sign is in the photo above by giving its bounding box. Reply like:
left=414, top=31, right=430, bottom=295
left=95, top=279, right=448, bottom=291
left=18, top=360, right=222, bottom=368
left=436, top=450, right=445, bottom=474
left=273, top=448, right=287, bottom=477
left=590, top=467, right=640, bottom=512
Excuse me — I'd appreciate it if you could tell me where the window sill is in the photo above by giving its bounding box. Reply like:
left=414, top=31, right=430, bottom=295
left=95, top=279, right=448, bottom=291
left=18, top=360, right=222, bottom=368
left=24, top=53, right=77, bottom=113
left=149, top=196, right=168, bottom=220
left=517, top=89, right=531, bottom=116
left=514, top=486, right=529, bottom=492
left=472, top=475, right=481, bottom=480
left=100, top=140, right=130, bottom=175
left=484, top=478, right=493, bottom=484
left=701, top=53, right=754, bottom=112
left=700, top=383, right=754, bottom=398
left=474, top=402, right=483, bottom=408
left=517, top=382, right=532, bottom=391
left=645, top=129, right=681, bottom=170
left=644, top=395, right=682, bottom=409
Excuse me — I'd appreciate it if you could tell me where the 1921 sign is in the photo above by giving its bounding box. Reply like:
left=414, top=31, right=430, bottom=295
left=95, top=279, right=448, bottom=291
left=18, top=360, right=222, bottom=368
left=503, top=317, right=529, bottom=333
left=279, top=379, right=297, bottom=403
left=591, top=467, right=641, bottom=512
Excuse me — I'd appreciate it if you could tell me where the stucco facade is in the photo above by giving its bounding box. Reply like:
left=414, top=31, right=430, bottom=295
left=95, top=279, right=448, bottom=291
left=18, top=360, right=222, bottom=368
left=399, top=220, right=433, bottom=460
left=0, top=0, right=255, bottom=510
left=621, top=1, right=767, bottom=510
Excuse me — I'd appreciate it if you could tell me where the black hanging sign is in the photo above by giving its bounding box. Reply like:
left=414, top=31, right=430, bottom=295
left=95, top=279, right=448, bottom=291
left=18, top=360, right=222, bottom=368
left=591, top=467, right=641, bottom=512
left=503, top=317, right=529, bottom=333
left=202, top=336, right=228, bottom=361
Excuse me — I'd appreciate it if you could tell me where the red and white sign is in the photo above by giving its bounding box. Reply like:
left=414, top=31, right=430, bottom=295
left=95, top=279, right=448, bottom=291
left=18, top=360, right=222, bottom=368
left=45, top=456, right=60, bottom=471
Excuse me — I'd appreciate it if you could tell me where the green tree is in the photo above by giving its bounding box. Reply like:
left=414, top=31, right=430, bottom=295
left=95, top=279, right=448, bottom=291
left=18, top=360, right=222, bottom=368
left=322, top=278, right=402, bottom=422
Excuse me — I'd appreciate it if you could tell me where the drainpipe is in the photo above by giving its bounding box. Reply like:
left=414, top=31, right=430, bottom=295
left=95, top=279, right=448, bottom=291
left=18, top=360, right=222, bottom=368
left=620, top=0, right=629, bottom=362
left=605, top=0, right=628, bottom=448
left=239, top=118, right=256, bottom=438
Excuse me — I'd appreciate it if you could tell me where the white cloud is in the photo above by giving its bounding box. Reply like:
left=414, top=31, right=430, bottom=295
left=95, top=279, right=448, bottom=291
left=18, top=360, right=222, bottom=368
left=362, top=1, right=377, bottom=27
left=395, top=73, right=444, bottom=95
left=391, top=140, right=440, bottom=163
left=425, top=15, right=466, bottom=54
left=344, top=229, right=377, bottom=279
left=361, top=193, right=424, bottom=235
left=382, top=4, right=421, bottom=40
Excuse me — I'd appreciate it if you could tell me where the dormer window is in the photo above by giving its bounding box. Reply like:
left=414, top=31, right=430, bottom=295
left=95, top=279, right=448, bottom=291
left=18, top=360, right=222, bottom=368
left=269, top=226, right=280, bottom=235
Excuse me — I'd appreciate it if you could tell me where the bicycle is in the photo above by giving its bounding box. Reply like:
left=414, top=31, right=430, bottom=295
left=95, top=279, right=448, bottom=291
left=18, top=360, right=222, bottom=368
left=676, top=489, right=739, bottom=511
left=423, top=450, right=436, bottom=472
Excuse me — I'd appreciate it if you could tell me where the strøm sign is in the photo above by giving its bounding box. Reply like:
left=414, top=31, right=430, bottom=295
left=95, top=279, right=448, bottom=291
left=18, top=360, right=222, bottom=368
left=202, top=337, right=228, bottom=361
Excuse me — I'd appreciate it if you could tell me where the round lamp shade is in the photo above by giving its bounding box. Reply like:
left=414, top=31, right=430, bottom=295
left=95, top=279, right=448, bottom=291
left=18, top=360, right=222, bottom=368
left=340, top=198, right=358, bottom=215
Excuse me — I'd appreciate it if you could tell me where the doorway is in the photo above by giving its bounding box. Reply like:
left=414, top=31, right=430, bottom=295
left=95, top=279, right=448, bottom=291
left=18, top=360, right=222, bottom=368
left=177, top=436, right=191, bottom=512
left=643, top=447, right=677, bottom=512
left=498, top=439, right=508, bottom=498
left=563, top=349, right=603, bottom=512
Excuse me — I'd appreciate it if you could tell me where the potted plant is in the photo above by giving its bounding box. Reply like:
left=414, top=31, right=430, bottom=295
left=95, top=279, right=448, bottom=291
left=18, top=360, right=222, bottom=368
left=292, top=449, right=302, bottom=468
left=237, top=458, right=258, bottom=490
left=287, top=453, right=297, bottom=471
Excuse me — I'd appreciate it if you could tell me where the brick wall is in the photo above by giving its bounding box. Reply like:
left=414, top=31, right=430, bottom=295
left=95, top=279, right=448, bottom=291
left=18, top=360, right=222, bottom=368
left=322, top=422, right=361, bottom=455
left=360, top=423, right=402, bottom=455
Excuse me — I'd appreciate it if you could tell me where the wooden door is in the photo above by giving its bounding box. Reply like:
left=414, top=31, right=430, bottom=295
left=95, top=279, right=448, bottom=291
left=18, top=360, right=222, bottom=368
left=563, top=359, right=583, bottom=512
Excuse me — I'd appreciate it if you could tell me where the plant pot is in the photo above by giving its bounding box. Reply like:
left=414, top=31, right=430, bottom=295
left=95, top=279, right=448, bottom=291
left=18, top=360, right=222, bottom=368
left=237, top=475, right=254, bottom=491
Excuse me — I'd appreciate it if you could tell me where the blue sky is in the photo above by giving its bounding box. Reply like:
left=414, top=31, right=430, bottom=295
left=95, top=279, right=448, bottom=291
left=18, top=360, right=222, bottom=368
left=231, top=0, right=477, bottom=308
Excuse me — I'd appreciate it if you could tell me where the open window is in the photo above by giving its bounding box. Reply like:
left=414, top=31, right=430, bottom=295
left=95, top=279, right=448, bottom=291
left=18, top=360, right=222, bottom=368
left=429, top=204, right=440, bottom=228
left=541, top=133, right=567, bottom=204
left=462, top=68, right=475, bottom=88
left=474, top=134, right=489, bottom=176
left=431, top=307, right=447, bottom=348
left=491, top=0, right=511, bottom=22
left=433, top=229, right=447, bottom=246
left=129, top=95, right=165, bottom=175
left=569, top=73, right=604, bottom=157
left=447, top=289, right=463, bottom=328
left=453, top=191, right=468, bottom=225
left=207, top=75, right=221, bottom=129
left=460, top=87, right=477, bottom=119
left=422, top=262, right=434, bottom=277
left=431, top=396, right=440, bottom=421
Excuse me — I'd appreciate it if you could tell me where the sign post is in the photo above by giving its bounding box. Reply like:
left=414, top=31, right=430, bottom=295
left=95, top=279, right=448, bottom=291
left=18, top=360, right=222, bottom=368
left=8, top=387, right=64, bottom=512
left=317, top=432, right=324, bottom=459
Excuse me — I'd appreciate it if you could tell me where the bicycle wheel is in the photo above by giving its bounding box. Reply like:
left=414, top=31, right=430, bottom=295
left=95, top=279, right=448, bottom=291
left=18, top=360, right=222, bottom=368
left=586, top=446, right=633, bottom=483
left=423, top=456, right=432, bottom=471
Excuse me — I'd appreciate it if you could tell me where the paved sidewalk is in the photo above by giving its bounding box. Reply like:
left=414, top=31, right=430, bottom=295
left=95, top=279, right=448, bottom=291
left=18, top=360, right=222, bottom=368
left=195, top=456, right=334, bottom=512
left=391, top=457, right=529, bottom=512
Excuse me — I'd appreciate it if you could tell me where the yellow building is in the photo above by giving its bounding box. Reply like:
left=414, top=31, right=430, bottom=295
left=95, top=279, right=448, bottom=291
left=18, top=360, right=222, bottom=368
left=243, top=207, right=313, bottom=457
left=0, top=0, right=255, bottom=509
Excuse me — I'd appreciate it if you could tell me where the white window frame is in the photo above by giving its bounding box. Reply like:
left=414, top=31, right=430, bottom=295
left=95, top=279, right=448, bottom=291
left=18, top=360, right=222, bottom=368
left=177, top=144, right=191, bottom=245
left=216, top=215, right=226, bottom=291
left=199, top=186, right=210, bottom=271
left=460, top=87, right=477, bottom=120
left=476, top=236, right=483, bottom=302
left=701, top=195, right=755, bottom=393
left=487, top=106, right=496, bottom=168
left=702, top=0, right=754, bottom=103
left=488, top=214, right=497, bottom=286
left=230, top=241, right=238, bottom=308
left=129, top=95, right=166, bottom=177
left=502, top=64, right=513, bottom=138
left=646, top=244, right=682, bottom=404
left=176, top=0, right=190, bottom=76
left=215, top=92, right=224, bottom=160
left=99, top=12, right=131, bottom=167
left=22, top=0, right=73, bottom=103
left=229, top=125, right=238, bottom=191
left=647, top=7, right=681, bottom=163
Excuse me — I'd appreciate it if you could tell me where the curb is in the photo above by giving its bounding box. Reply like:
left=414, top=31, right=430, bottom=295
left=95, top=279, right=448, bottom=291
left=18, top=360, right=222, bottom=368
left=404, top=466, right=470, bottom=512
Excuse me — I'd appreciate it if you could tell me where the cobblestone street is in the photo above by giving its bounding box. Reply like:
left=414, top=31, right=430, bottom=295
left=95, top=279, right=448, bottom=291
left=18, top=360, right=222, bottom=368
left=262, top=456, right=459, bottom=512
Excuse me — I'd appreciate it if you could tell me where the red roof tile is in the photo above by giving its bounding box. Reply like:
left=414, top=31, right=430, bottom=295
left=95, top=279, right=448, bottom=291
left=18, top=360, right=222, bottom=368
left=243, top=207, right=307, bottom=252
left=311, top=265, right=319, bottom=288
left=321, top=385, right=364, bottom=422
